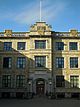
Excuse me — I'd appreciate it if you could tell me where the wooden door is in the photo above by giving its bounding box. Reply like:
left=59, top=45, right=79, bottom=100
left=36, top=79, right=45, bottom=95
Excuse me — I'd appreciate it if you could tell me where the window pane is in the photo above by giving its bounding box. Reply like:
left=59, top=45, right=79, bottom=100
left=70, top=57, right=78, bottom=68
left=56, top=57, right=64, bottom=68
left=69, top=42, right=77, bottom=50
left=3, top=57, right=12, bottom=68
left=16, top=75, right=25, bottom=88
left=17, top=57, right=26, bottom=68
left=17, top=42, right=26, bottom=50
left=35, top=56, right=46, bottom=67
left=35, top=40, right=46, bottom=49
left=55, top=42, right=64, bottom=50
left=70, top=76, right=79, bottom=88
left=2, top=75, right=11, bottom=88
left=4, top=42, right=12, bottom=51
left=56, top=76, right=65, bottom=87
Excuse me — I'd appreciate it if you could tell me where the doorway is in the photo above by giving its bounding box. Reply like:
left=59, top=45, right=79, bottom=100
left=36, top=78, right=45, bottom=95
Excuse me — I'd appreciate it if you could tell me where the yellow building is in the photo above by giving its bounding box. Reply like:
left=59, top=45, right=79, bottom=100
left=0, top=22, right=80, bottom=99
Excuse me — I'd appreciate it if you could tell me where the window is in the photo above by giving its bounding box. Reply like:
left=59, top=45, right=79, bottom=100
left=69, top=42, right=77, bottom=50
left=70, top=57, right=78, bottom=68
left=17, top=42, right=26, bottom=50
left=16, top=75, right=25, bottom=88
left=56, top=76, right=65, bottom=87
left=2, top=75, right=11, bottom=88
left=56, top=57, right=64, bottom=68
left=17, top=57, right=26, bottom=68
left=70, top=76, right=79, bottom=88
left=4, top=42, right=12, bottom=51
left=35, top=56, right=46, bottom=67
left=55, top=42, right=64, bottom=50
left=35, top=40, right=46, bottom=49
left=3, top=57, right=12, bottom=68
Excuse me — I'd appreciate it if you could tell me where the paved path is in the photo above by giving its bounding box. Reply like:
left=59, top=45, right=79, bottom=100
left=0, top=96, right=80, bottom=107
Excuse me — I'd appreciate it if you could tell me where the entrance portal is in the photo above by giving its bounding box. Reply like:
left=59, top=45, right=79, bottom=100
left=36, top=79, right=45, bottom=95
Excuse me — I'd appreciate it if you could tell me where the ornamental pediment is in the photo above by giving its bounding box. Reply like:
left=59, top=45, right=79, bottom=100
left=69, top=29, right=78, bottom=37
left=29, top=22, right=52, bottom=35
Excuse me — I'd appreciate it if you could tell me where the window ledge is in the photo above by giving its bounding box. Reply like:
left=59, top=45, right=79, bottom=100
left=55, top=68, right=66, bottom=70
left=70, top=68, right=79, bottom=70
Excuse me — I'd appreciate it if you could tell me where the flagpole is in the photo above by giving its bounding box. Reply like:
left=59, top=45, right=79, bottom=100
left=40, top=0, right=42, bottom=22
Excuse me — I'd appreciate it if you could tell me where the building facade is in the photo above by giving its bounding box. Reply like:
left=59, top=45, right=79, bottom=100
left=0, top=22, right=80, bottom=98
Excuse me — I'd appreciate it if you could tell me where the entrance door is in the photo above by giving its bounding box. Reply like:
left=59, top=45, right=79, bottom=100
left=36, top=79, right=45, bottom=95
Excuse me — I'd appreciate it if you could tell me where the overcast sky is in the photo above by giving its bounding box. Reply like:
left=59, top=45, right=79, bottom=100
left=0, top=0, right=80, bottom=32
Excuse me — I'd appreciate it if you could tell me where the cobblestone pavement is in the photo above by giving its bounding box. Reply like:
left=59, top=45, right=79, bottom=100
left=0, top=96, right=80, bottom=107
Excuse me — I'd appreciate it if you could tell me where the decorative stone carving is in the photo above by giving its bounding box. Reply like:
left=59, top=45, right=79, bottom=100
left=4, top=30, right=12, bottom=37
left=70, top=29, right=78, bottom=37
